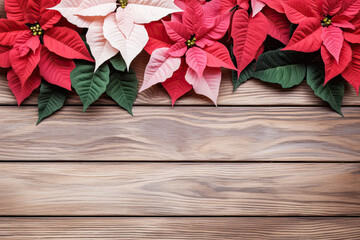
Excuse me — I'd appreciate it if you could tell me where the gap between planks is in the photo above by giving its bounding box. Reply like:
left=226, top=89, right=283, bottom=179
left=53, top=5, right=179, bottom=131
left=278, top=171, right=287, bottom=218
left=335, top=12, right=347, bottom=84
left=0, top=217, right=360, bottom=239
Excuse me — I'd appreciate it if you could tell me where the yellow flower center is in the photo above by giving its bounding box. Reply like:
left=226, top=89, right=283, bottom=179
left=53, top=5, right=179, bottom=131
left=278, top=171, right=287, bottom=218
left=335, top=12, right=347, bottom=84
left=118, top=0, right=127, bottom=8
left=28, top=23, right=44, bottom=36
left=186, top=35, right=196, bottom=48
left=322, top=17, right=332, bottom=27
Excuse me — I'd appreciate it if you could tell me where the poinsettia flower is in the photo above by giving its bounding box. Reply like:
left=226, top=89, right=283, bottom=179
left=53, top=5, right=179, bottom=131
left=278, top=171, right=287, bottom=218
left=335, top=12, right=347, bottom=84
left=140, top=0, right=236, bottom=105
left=0, top=0, right=93, bottom=105
left=282, top=0, right=360, bottom=91
left=222, top=0, right=291, bottom=75
left=52, top=0, right=182, bottom=71
left=339, top=14, right=360, bottom=94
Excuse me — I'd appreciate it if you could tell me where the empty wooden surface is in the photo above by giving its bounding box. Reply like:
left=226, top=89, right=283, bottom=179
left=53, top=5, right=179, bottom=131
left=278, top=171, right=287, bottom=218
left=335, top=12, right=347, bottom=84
left=0, top=163, right=359, bottom=216
left=1, top=0, right=360, bottom=238
left=1, top=107, right=360, bottom=161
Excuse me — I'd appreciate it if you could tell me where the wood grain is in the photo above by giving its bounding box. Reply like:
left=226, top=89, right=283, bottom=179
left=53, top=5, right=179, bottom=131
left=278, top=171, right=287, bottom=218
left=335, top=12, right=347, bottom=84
left=1, top=1, right=360, bottom=237
left=1, top=106, right=360, bottom=161
left=0, top=163, right=359, bottom=216
left=0, top=1, right=3, bottom=18
left=1, top=217, right=360, bottom=239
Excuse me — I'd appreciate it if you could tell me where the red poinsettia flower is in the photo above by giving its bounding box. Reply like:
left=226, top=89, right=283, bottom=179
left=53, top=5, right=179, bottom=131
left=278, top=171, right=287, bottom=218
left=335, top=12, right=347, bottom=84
left=140, top=0, right=236, bottom=105
left=0, top=0, right=93, bottom=105
left=222, top=0, right=290, bottom=74
left=282, top=0, right=360, bottom=92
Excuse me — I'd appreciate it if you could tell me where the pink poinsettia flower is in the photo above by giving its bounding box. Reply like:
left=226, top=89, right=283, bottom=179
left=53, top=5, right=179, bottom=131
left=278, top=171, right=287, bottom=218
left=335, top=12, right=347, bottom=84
left=52, top=0, right=182, bottom=70
left=282, top=0, right=360, bottom=91
left=341, top=16, right=360, bottom=93
left=140, top=0, right=236, bottom=105
left=221, top=0, right=291, bottom=75
left=0, top=0, right=93, bottom=105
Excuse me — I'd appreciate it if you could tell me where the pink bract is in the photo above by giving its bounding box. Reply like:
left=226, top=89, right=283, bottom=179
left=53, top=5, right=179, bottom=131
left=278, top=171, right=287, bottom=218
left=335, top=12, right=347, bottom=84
left=140, top=0, right=236, bottom=105
left=0, top=0, right=93, bottom=104
left=282, top=0, right=360, bottom=91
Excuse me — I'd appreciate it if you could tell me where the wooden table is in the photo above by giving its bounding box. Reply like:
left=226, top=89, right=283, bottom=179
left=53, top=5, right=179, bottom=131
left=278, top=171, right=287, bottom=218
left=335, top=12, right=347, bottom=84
left=1, top=3, right=360, bottom=239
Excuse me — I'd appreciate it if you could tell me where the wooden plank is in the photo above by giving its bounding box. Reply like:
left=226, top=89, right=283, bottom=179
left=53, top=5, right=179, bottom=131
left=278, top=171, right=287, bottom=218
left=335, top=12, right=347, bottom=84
left=0, top=163, right=359, bottom=216
left=0, top=3, right=359, bottom=107
left=0, top=106, right=359, bottom=161
left=0, top=1, right=4, bottom=18
left=1, top=217, right=360, bottom=239
left=1, top=55, right=360, bottom=106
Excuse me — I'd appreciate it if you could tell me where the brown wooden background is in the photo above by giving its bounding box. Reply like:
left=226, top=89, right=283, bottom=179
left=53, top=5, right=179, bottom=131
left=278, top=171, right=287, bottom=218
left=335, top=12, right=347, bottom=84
left=1, top=2, right=360, bottom=239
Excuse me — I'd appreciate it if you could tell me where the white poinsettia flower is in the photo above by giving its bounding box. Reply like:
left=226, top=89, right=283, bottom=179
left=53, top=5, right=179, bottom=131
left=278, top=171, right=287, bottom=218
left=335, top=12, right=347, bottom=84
left=52, top=0, right=182, bottom=70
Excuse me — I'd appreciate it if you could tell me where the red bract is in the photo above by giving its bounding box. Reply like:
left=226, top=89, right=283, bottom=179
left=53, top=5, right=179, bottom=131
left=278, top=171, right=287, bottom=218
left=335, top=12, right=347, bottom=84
left=141, top=0, right=236, bottom=105
left=224, top=0, right=290, bottom=75
left=282, top=0, right=360, bottom=92
left=0, top=0, right=93, bottom=105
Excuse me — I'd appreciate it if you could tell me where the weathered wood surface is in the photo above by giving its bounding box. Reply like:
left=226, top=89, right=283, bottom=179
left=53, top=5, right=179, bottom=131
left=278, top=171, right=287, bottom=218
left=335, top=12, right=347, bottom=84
left=1, top=106, right=359, bottom=161
left=1, top=217, right=360, bottom=239
left=0, top=163, right=359, bottom=216
left=1, top=1, right=359, bottom=238
left=0, top=1, right=3, bottom=18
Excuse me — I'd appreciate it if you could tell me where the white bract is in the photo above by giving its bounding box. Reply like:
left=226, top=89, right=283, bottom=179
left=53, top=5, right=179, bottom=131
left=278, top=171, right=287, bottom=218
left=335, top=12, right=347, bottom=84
left=52, top=0, right=182, bottom=70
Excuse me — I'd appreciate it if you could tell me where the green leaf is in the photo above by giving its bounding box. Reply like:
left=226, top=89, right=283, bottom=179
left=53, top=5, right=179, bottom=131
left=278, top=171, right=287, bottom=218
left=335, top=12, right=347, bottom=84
left=106, top=70, right=138, bottom=115
left=253, top=49, right=307, bottom=88
left=71, top=62, right=110, bottom=111
left=110, top=53, right=127, bottom=72
left=37, top=81, right=69, bottom=125
left=307, top=63, right=345, bottom=116
left=232, top=63, right=255, bottom=91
